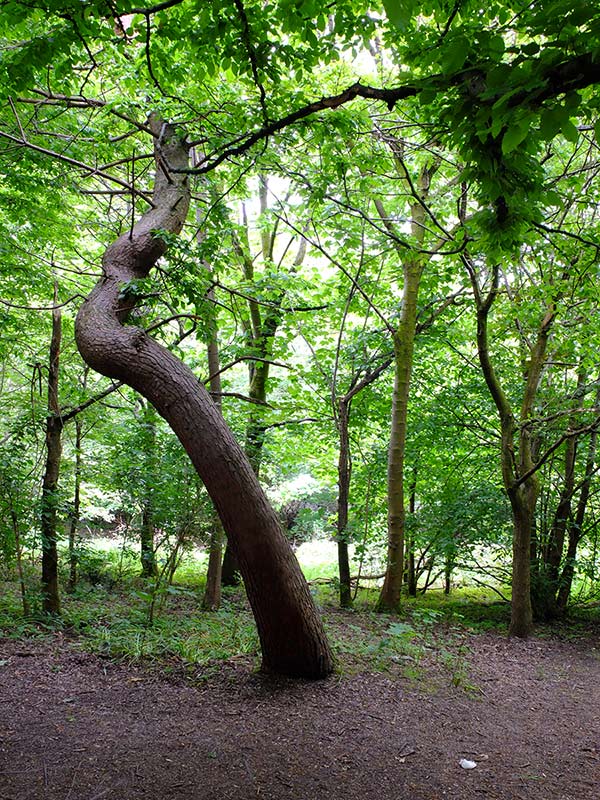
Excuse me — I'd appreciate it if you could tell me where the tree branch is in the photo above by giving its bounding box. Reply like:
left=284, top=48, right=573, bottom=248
left=515, top=418, right=600, bottom=488
left=181, top=51, right=600, bottom=174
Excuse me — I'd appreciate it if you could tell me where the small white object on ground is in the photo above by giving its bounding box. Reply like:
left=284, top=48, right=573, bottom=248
left=459, top=759, right=477, bottom=769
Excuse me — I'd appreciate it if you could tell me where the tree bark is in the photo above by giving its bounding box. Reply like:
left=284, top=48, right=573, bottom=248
left=41, top=286, right=63, bottom=616
left=467, top=260, right=553, bottom=638
left=75, top=119, right=333, bottom=678
left=507, top=488, right=535, bottom=636
left=377, top=259, right=422, bottom=612
left=406, top=464, right=417, bottom=596
left=336, top=398, right=352, bottom=608
left=67, top=415, right=82, bottom=591
left=139, top=404, right=159, bottom=578
left=532, top=433, right=576, bottom=620
left=557, top=402, right=599, bottom=611
left=202, top=316, right=224, bottom=610
left=375, top=158, right=433, bottom=613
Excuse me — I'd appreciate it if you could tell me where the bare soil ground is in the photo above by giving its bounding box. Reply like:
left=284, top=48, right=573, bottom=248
left=0, top=630, right=599, bottom=800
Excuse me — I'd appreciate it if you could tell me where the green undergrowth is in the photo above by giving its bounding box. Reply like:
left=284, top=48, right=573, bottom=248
left=0, top=575, right=481, bottom=688
left=2, top=545, right=597, bottom=688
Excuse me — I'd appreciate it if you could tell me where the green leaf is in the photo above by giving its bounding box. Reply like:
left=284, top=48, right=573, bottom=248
left=502, top=121, right=529, bottom=155
left=595, top=119, right=600, bottom=146
left=489, top=34, right=505, bottom=55
left=382, top=0, right=413, bottom=31
left=441, top=37, right=469, bottom=73
left=539, top=108, right=562, bottom=140
left=561, top=118, right=579, bottom=143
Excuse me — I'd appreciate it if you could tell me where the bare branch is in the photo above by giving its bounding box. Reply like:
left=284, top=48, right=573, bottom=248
left=0, top=130, right=154, bottom=204
left=515, top=418, right=600, bottom=488
left=210, top=391, right=272, bottom=406
left=0, top=294, right=86, bottom=311
left=127, top=0, right=186, bottom=14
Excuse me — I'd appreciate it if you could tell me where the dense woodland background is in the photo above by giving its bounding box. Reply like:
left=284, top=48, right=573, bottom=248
left=1, top=0, right=600, bottom=679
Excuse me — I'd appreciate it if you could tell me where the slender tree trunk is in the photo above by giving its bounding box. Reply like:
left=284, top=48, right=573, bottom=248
left=375, top=156, right=434, bottom=613
left=377, top=260, right=422, bottom=612
left=467, top=259, right=553, bottom=638
left=75, top=119, right=333, bottom=678
left=406, top=464, right=417, bottom=596
left=336, top=399, right=352, bottom=607
left=557, top=409, right=599, bottom=610
left=202, top=515, right=224, bottom=610
left=444, top=555, right=453, bottom=595
left=532, top=372, right=586, bottom=619
left=139, top=404, right=159, bottom=578
left=140, top=502, right=158, bottom=577
left=67, top=416, right=82, bottom=591
left=532, top=436, right=576, bottom=619
left=41, top=286, right=63, bottom=616
left=11, top=509, right=30, bottom=616
left=191, top=182, right=226, bottom=608
left=202, top=326, right=224, bottom=610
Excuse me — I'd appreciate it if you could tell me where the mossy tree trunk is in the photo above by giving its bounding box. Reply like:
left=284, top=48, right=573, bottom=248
left=41, top=285, right=63, bottom=616
left=376, top=158, right=435, bottom=612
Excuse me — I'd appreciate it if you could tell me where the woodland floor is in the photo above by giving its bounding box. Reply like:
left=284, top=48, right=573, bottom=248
left=0, top=626, right=599, bottom=800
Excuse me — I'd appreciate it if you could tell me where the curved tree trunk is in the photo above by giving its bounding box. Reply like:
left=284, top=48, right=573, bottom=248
left=75, top=119, right=333, bottom=678
left=468, top=259, right=554, bottom=639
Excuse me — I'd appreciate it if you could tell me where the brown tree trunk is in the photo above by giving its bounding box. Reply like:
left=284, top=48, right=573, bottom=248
left=532, top=434, right=576, bottom=620
left=139, top=401, right=158, bottom=578
left=202, top=325, right=224, bottom=610
left=75, top=119, right=333, bottom=678
left=202, top=512, right=224, bottom=610
left=139, top=405, right=159, bottom=578
left=336, top=399, right=352, bottom=608
left=67, top=416, right=82, bottom=592
left=507, top=488, right=536, bottom=636
left=406, top=465, right=417, bottom=596
left=11, top=509, right=30, bottom=616
left=140, top=502, right=158, bottom=577
left=41, top=286, right=63, bottom=616
left=557, top=408, right=599, bottom=611
left=220, top=544, right=241, bottom=586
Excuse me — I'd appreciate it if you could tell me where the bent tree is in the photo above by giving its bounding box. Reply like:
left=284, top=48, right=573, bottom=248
left=75, top=118, right=333, bottom=678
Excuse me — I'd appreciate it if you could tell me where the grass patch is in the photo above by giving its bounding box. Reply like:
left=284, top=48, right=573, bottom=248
left=7, top=538, right=598, bottom=690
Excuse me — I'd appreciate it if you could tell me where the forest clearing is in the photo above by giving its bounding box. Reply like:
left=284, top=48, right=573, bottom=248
left=2, top=0, right=600, bottom=797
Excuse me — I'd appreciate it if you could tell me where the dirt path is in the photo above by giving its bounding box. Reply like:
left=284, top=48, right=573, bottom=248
left=0, top=631, right=599, bottom=800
